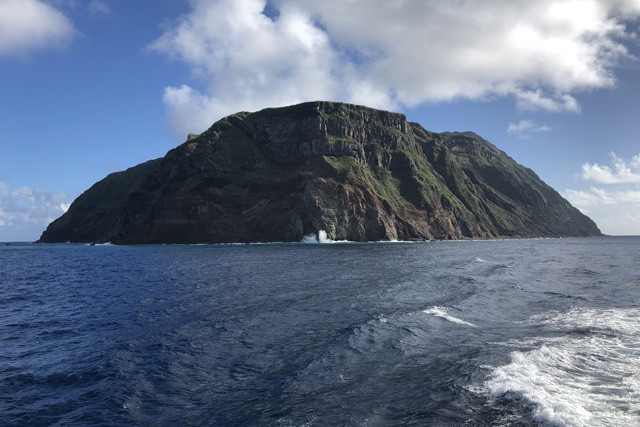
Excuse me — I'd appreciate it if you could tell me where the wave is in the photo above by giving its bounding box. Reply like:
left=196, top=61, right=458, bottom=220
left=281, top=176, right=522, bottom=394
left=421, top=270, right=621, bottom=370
left=423, top=306, right=476, bottom=327
left=485, top=307, right=640, bottom=426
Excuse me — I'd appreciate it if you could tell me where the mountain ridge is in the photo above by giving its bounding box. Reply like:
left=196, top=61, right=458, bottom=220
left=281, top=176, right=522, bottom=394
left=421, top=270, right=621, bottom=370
left=39, top=101, right=601, bottom=244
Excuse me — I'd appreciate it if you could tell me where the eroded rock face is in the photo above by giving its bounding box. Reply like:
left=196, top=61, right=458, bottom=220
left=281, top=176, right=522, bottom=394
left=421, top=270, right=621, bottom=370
left=39, top=101, right=601, bottom=244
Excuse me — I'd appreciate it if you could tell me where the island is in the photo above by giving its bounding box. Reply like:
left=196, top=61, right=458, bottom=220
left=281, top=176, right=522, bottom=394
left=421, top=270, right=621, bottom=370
left=38, top=101, right=601, bottom=244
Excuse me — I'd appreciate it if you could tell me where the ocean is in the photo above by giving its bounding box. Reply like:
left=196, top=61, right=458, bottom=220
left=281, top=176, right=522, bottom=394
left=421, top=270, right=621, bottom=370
left=1, top=237, right=639, bottom=426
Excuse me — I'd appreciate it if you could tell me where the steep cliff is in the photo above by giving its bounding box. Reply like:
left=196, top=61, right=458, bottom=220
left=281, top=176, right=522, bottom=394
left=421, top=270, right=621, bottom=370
left=39, top=101, right=601, bottom=244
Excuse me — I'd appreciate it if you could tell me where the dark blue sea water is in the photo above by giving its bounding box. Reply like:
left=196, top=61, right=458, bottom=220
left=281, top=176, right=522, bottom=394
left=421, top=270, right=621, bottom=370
left=1, top=237, right=639, bottom=426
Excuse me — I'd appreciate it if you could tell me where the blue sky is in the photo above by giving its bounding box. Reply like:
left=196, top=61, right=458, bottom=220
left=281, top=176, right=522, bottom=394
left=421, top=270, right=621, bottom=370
left=1, top=0, right=640, bottom=241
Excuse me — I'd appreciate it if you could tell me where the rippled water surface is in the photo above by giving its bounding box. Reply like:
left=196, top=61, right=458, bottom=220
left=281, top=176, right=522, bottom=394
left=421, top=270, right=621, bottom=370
left=1, top=237, right=639, bottom=425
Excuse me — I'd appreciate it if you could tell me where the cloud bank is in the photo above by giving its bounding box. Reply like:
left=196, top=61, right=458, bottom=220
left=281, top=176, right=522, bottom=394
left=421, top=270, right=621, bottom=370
left=0, top=181, right=70, bottom=241
left=151, top=0, right=640, bottom=137
left=565, top=152, right=640, bottom=235
left=0, top=0, right=76, bottom=56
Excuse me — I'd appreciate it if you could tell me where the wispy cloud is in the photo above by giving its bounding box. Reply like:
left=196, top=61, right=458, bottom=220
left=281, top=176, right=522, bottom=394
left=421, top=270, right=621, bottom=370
left=88, top=0, right=110, bottom=16
left=150, top=0, right=640, bottom=137
left=0, top=181, right=70, bottom=241
left=0, top=0, right=76, bottom=56
left=507, top=120, right=552, bottom=139
left=0, top=181, right=9, bottom=197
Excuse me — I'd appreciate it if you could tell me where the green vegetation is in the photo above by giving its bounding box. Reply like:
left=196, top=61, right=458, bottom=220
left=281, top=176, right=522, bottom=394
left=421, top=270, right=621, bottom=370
left=322, top=155, right=357, bottom=179
left=322, top=155, right=406, bottom=210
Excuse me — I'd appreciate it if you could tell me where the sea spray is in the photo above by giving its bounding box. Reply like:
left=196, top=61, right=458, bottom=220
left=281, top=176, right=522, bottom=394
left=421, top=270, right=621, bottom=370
left=301, top=230, right=348, bottom=243
left=302, top=230, right=331, bottom=243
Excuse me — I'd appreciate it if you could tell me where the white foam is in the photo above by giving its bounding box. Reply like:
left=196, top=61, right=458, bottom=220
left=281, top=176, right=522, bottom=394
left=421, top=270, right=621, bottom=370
left=474, top=257, right=486, bottom=262
left=485, top=307, right=640, bottom=426
left=534, top=307, right=640, bottom=337
left=423, top=306, right=476, bottom=327
left=301, top=230, right=351, bottom=244
left=301, top=230, right=331, bottom=243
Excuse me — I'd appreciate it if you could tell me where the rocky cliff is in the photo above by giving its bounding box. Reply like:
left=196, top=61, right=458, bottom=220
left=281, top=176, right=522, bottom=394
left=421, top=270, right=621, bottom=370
left=39, top=101, right=601, bottom=244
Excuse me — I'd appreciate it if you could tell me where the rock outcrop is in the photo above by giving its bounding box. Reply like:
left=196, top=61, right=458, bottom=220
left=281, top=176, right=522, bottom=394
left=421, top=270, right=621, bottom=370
left=39, top=101, right=601, bottom=244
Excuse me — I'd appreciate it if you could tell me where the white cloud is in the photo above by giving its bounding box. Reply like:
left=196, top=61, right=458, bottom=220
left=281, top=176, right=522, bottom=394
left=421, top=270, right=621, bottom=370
left=581, top=152, right=640, bottom=184
left=507, top=120, right=552, bottom=139
left=566, top=151, right=640, bottom=235
left=151, top=0, right=640, bottom=136
left=565, top=187, right=640, bottom=206
left=0, top=181, right=71, bottom=241
left=151, top=0, right=342, bottom=137
left=514, top=90, right=581, bottom=113
left=0, top=0, right=76, bottom=56
left=88, top=0, right=110, bottom=16
left=564, top=187, right=640, bottom=235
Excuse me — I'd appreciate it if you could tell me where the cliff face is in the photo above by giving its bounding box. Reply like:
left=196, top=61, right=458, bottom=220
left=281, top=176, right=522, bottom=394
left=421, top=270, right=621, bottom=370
left=39, top=101, right=601, bottom=244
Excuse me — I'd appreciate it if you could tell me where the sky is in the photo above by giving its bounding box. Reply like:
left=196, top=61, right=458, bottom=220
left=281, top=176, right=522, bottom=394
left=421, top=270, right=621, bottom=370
left=1, top=0, right=640, bottom=241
